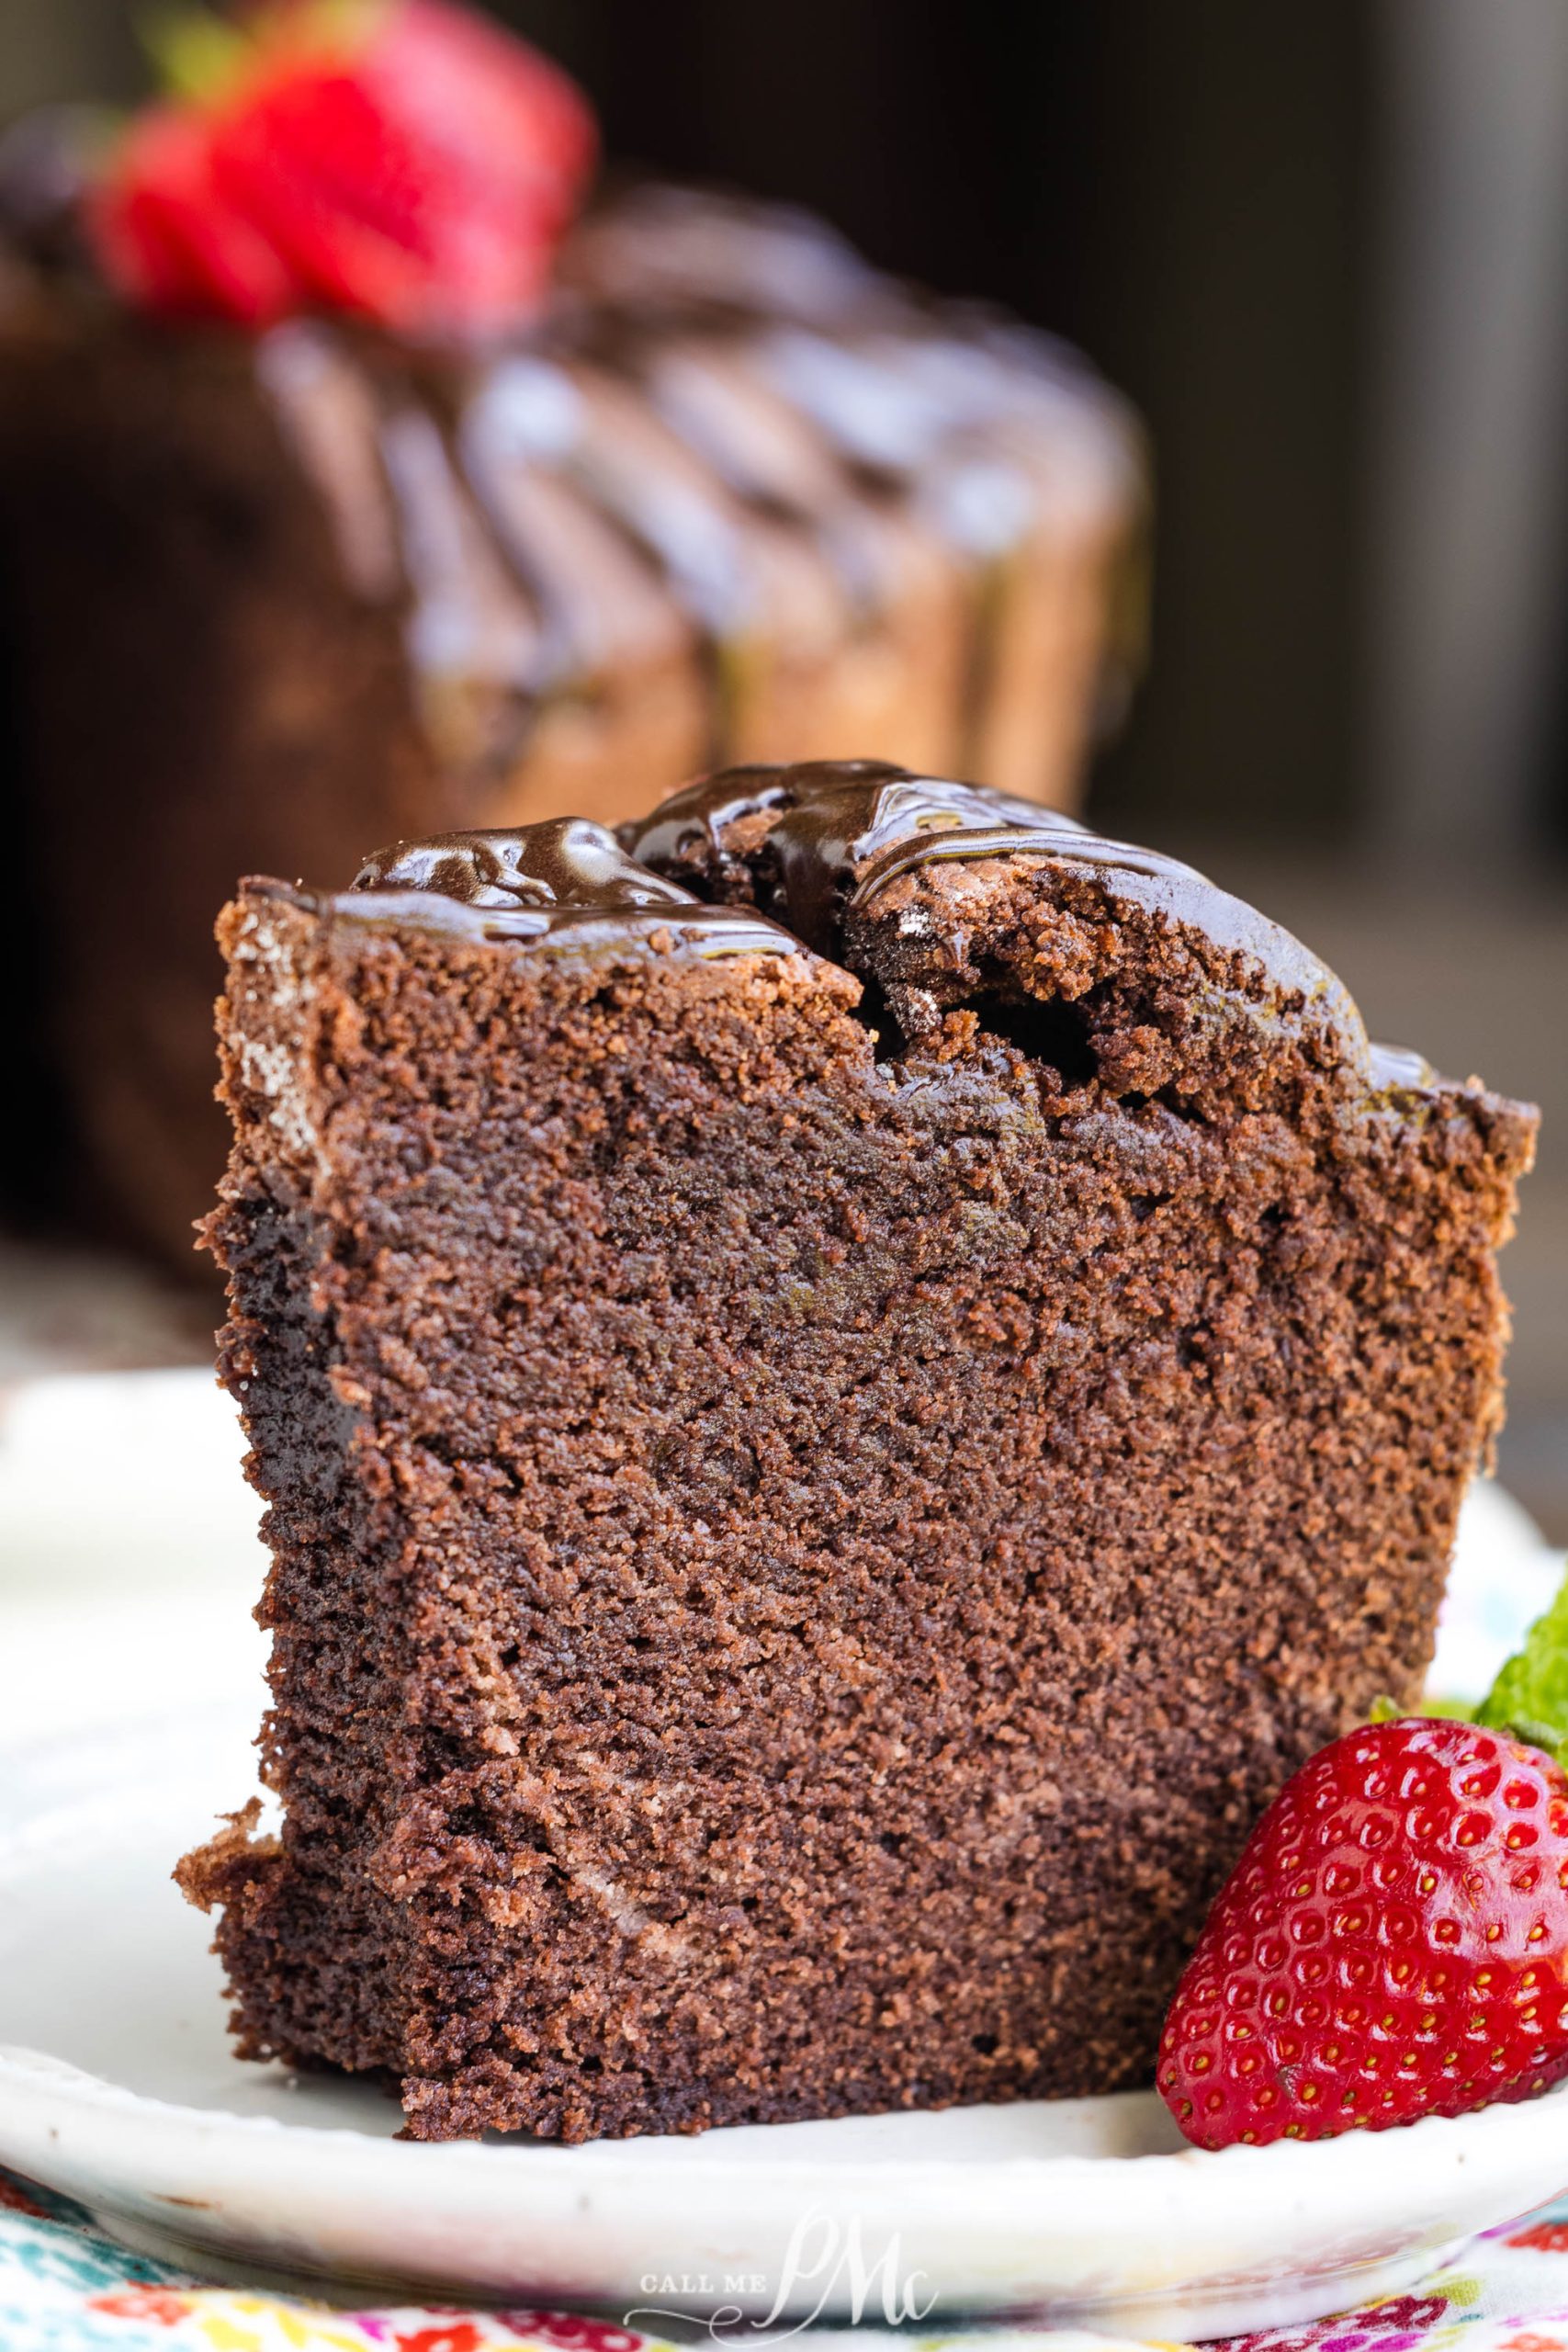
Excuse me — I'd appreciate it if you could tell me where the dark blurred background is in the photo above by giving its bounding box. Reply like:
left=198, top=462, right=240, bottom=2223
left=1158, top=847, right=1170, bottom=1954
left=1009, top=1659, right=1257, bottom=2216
left=5, top=0, right=1564, bottom=1532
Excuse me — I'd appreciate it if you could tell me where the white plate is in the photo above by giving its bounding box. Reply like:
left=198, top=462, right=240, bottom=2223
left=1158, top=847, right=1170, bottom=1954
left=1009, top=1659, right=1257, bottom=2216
left=3, top=1712, right=1568, bottom=2341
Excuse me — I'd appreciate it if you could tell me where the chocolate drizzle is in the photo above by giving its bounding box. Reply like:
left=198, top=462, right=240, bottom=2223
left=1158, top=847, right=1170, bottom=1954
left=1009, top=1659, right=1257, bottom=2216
left=239, top=192, right=1143, bottom=805
left=333, top=767, right=1309, bottom=1003
left=50, top=169, right=1139, bottom=805
left=327, top=762, right=1287, bottom=975
left=259, top=762, right=1442, bottom=1100
left=310, top=762, right=1183, bottom=967
left=320, top=817, right=799, bottom=959
left=0, top=137, right=1147, bottom=827
left=624, top=757, right=1208, bottom=956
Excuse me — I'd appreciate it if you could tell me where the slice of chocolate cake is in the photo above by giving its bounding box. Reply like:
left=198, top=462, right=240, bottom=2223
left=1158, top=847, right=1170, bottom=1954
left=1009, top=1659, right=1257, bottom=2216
left=179, top=761, right=1536, bottom=2143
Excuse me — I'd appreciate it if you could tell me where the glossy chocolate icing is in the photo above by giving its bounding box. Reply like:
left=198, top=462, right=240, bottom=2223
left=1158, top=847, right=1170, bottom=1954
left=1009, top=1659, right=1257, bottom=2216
left=321, top=764, right=1389, bottom=1091
left=235, top=760, right=1460, bottom=1113
left=291, top=816, right=799, bottom=959
left=335, top=764, right=1200, bottom=962
left=246, top=277, right=1136, bottom=798
left=624, top=758, right=1204, bottom=957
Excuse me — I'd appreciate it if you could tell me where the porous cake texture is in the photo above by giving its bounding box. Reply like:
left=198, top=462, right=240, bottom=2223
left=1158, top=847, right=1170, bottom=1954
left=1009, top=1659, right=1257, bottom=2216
left=179, top=761, right=1536, bottom=2143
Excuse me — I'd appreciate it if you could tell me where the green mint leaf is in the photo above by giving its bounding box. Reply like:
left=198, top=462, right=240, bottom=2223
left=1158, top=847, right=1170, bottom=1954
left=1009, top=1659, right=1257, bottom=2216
left=1475, top=1559, right=1568, bottom=1762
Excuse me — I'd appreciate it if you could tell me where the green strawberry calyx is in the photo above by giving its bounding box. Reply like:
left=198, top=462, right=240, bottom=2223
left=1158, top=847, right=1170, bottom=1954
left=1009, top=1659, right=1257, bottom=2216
left=136, top=1, right=388, bottom=107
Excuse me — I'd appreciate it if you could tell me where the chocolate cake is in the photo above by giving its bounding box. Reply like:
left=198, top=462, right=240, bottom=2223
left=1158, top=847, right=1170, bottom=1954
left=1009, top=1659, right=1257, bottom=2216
left=0, top=163, right=1142, bottom=1268
left=179, top=759, right=1536, bottom=2143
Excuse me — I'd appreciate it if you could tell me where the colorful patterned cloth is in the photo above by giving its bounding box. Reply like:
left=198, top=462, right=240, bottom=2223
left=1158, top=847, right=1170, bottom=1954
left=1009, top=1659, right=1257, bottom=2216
left=7, top=2165, right=1568, bottom=2352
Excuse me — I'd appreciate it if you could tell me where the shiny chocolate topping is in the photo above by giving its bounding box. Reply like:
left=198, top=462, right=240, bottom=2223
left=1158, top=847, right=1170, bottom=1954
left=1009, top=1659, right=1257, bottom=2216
left=272, top=764, right=1432, bottom=1097
left=624, top=760, right=1384, bottom=1076
left=330, top=768, right=1335, bottom=1010
left=313, top=817, right=799, bottom=959
left=624, top=757, right=1206, bottom=956
left=356, top=820, right=692, bottom=912
left=314, top=765, right=1203, bottom=967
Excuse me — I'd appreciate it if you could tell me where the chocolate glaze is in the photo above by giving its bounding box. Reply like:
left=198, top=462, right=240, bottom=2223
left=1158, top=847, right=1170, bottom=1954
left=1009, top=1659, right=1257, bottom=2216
left=619, top=761, right=1356, bottom=1041
left=332, top=765, right=1203, bottom=967
left=355, top=820, right=674, bottom=911
left=555, top=183, right=890, bottom=331
left=309, top=765, right=1422, bottom=1097
left=622, top=757, right=1204, bottom=957
left=268, top=817, right=800, bottom=960
left=229, top=763, right=1466, bottom=1118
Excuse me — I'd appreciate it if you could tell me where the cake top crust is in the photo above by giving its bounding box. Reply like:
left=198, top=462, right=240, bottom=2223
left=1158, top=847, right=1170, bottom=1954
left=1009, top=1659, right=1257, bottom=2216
left=333, top=760, right=1322, bottom=991
left=267, top=760, right=1402, bottom=1093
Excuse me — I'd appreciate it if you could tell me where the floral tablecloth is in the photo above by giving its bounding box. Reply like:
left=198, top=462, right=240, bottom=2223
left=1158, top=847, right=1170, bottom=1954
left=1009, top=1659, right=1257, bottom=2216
left=6, top=2164, right=1568, bottom=2352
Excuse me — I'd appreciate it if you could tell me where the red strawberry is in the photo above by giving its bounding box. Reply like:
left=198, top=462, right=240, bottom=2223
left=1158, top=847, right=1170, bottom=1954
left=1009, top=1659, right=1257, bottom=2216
left=89, top=105, right=302, bottom=327
left=88, top=0, right=596, bottom=336
left=1158, top=1717, right=1568, bottom=2148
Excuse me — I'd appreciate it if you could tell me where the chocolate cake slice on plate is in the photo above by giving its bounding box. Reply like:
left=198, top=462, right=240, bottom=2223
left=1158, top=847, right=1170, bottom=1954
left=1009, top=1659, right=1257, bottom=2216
left=179, top=761, right=1536, bottom=2143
